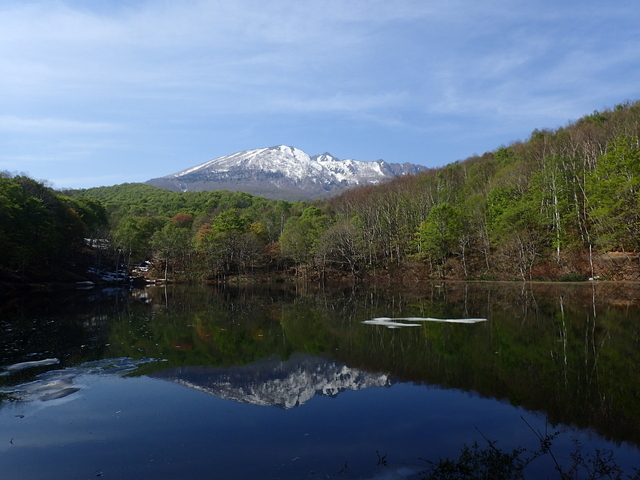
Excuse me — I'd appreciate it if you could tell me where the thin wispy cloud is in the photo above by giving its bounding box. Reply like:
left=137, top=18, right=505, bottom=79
left=0, top=116, right=117, bottom=133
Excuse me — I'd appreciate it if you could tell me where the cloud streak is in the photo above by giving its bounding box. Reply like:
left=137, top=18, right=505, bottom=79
left=0, top=116, right=118, bottom=133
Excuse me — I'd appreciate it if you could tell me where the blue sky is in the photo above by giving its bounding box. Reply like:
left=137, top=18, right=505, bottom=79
left=1, top=0, right=638, bottom=189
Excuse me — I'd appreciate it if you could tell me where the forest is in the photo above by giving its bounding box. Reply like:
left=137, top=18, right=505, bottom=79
left=0, top=175, right=107, bottom=283
left=2, top=100, right=640, bottom=284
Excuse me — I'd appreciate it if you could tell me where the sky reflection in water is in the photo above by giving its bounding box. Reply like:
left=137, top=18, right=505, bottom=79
left=0, top=283, right=639, bottom=479
left=0, top=364, right=582, bottom=480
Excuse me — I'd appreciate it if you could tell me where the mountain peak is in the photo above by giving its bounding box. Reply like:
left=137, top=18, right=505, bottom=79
left=151, top=354, right=393, bottom=409
left=146, top=146, right=426, bottom=200
left=311, top=152, right=340, bottom=162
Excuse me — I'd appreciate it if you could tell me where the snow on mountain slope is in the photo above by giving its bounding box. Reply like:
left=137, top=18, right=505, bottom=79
left=151, top=354, right=393, bottom=409
left=177, top=146, right=322, bottom=180
left=146, top=145, right=426, bottom=200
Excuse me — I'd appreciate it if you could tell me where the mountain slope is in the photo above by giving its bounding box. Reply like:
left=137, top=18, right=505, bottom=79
left=146, top=145, right=426, bottom=200
left=151, top=353, right=393, bottom=409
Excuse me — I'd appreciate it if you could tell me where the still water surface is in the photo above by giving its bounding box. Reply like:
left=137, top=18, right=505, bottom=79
left=1, top=282, right=639, bottom=479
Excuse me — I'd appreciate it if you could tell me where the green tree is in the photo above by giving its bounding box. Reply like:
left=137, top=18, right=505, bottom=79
left=280, top=206, right=330, bottom=270
left=195, top=210, right=264, bottom=278
left=416, top=203, right=463, bottom=277
left=209, top=209, right=246, bottom=233
left=70, top=196, right=108, bottom=236
left=151, top=222, right=193, bottom=280
left=587, top=136, right=640, bottom=251
left=0, top=174, right=108, bottom=279
left=112, top=216, right=166, bottom=264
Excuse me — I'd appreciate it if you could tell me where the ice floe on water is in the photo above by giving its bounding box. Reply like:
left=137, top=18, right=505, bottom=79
left=363, top=319, right=422, bottom=328
left=3, top=358, right=60, bottom=373
left=0, top=357, right=160, bottom=404
left=363, top=317, right=487, bottom=329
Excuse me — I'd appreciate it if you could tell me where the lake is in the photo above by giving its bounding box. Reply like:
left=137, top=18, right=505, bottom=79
left=1, top=282, right=639, bottom=479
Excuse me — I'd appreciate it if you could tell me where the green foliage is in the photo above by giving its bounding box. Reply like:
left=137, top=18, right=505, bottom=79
left=280, top=206, right=330, bottom=265
left=494, top=147, right=517, bottom=168
left=416, top=203, right=463, bottom=272
left=70, top=196, right=108, bottom=235
left=50, top=99, right=640, bottom=281
left=194, top=210, right=265, bottom=279
left=487, top=185, right=520, bottom=232
left=587, top=136, right=640, bottom=251
left=104, top=287, right=294, bottom=369
left=583, top=109, right=609, bottom=127
left=0, top=174, right=108, bottom=278
left=151, top=222, right=191, bottom=255
left=210, top=209, right=245, bottom=233
left=151, top=221, right=194, bottom=278
left=462, top=160, right=496, bottom=197
left=112, top=215, right=166, bottom=263
left=64, top=183, right=272, bottom=221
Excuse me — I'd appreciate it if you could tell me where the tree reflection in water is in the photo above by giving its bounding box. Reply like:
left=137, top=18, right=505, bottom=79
left=0, top=281, right=639, bottom=478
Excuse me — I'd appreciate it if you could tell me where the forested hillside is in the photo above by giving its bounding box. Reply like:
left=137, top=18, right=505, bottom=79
left=11, top=100, right=640, bottom=283
left=0, top=175, right=107, bottom=283
left=326, top=101, right=640, bottom=280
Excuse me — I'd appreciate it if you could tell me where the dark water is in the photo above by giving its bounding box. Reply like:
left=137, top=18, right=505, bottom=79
left=1, top=282, right=639, bottom=479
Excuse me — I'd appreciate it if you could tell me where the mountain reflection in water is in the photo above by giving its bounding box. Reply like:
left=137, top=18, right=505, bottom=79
left=151, top=353, right=393, bottom=408
left=0, top=281, right=639, bottom=479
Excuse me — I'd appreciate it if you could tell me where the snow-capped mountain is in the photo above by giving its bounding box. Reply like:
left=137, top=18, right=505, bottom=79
left=151, top=354, right=393, bottom=409
left=146, top=145, right=426, bottom=200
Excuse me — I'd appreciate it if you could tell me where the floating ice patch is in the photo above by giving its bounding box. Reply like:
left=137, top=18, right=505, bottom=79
left=363, top=318, right=422, bottom=329
left=4, top=358, right=60, bottom=372
left=39, top=387, right=82, bottom=402
left=0, top=357, right=160, bottom=405
left=1, top=371, right=85, bottom=404
left=363, top=317, right=487, bottom=328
